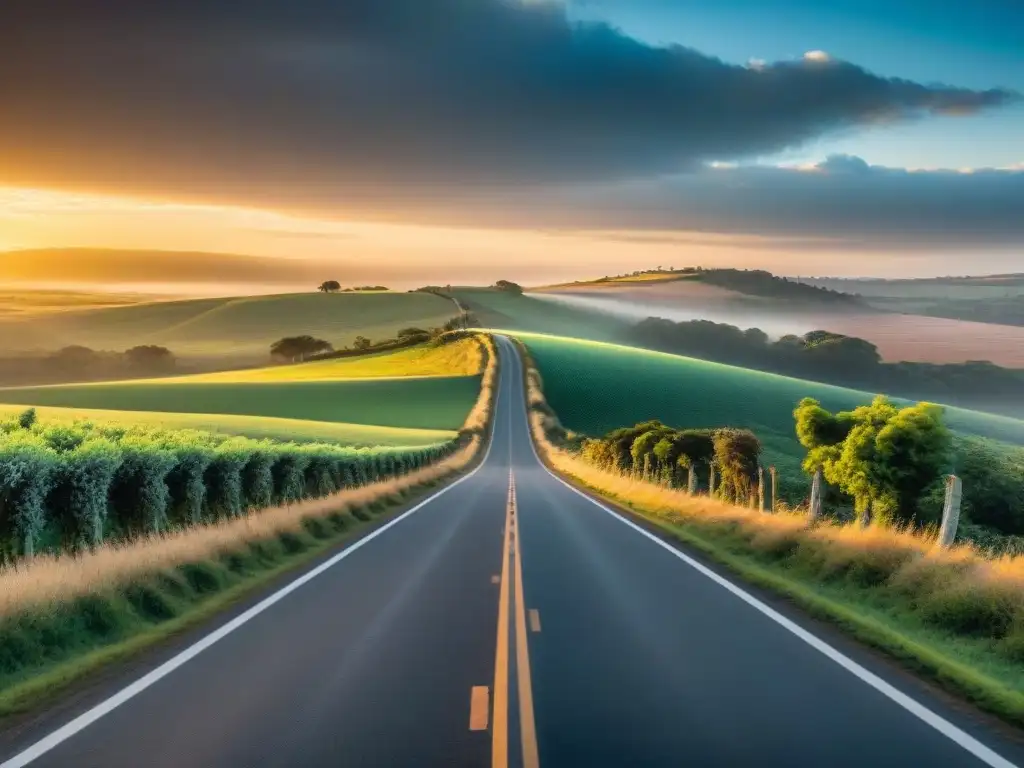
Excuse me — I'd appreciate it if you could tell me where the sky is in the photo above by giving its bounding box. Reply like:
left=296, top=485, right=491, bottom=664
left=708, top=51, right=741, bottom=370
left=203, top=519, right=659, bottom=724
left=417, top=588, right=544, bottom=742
left=0, top=0, right=1020, bottom=285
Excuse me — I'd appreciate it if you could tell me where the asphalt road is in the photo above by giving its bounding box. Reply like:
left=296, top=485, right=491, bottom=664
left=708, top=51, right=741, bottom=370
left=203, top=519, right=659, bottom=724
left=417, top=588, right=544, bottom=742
left=1, top=337, right=1022, bottom=767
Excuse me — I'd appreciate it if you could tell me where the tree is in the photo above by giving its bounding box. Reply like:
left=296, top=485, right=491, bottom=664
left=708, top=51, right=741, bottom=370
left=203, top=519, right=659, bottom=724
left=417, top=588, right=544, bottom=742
left=125, top=345, right=176, bottom=373
left=795, top=396, right=951, bottom=525
left=353, top=336, right=372, bottom=350
left=270, top=336, right=333, bottom=362
left=318, top=280, right=341, bottom=293
left=397, top=327, right=429, bottom=338
left=712, top=429, right=761, bottom=503
left=494, top=280, right=524, bottom=295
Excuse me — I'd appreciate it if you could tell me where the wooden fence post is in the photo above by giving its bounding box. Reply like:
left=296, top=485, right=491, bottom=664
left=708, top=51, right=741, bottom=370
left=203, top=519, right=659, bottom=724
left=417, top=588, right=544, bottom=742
left=758, top=467, right=767, bottom=512
left=937, top=475, right=963, bottom=548
left=770, top=466, right=777, bottom=513
left=808, top=467, right=823, bottom=521
left=708, top=464, right=716, bottom=498
left=687, top=467, right=697, bottom=496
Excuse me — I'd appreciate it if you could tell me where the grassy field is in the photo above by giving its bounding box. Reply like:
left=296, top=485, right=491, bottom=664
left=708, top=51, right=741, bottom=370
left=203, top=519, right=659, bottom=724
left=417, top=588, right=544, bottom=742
left=0, top=405, right=454, bottom=447
left=0, top=289, right=151, bottom=317
left=0, top=376, right=478, bottom=431
left=178, top=337, right=483, bottom=382
left=0, top=291, right=459, bottom=359
left=455, top=288, right=632, bottom=343
left=518, top=332, right=1024, bottom=497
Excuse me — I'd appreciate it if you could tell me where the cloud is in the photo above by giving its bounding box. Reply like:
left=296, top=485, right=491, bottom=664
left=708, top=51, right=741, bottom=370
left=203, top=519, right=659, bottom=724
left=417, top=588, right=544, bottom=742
left=517, top=157, right=1024, bottom=248
left=803, top=50, right=832, bottom=62
left=0, top=0, right=1016, bottom=209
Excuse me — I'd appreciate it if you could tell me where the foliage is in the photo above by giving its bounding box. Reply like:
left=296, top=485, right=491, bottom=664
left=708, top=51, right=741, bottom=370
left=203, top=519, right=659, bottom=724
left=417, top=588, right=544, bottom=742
left=629, top=316, right=1024, bottom=415
left=124, top=345, right=175, bottom=373
left=0, top=417, right=457, bottom=562
left=318, top=280, right=341, bottom=293
left=795, top=396, right=951, bottom=525
left=353, top=335, right=372, bottom=350
left=494, top=280, right=524, bottom=295
left=712, top=428, right=762, bottom=503
left=270, top=336, right=333, bottom=361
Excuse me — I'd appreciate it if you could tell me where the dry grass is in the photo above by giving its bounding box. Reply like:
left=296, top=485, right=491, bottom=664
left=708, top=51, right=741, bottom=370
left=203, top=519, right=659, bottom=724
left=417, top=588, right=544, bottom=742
left=0, top=335, right=501, bottom=618
left=0, top=436, right=480, bottom=619
left=521, top=346, right=1024, bottom=659
left=461, top=334, right=499, bottom=434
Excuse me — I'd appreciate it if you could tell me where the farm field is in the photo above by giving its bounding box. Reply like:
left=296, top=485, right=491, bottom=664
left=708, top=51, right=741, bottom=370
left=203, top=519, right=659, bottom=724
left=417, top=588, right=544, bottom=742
left=0, top=291, right=460, bottom=360
left=0, top=289, right=151, bottom=317
left=532, top=281, right=1024, bottom=367
left=0, top=404, right=454, bottom=447
left=179, top=337, right=483, bottom=382
left=0, top=375, right=478, bottom=431
left=518, top=332, right=1024, bottom=497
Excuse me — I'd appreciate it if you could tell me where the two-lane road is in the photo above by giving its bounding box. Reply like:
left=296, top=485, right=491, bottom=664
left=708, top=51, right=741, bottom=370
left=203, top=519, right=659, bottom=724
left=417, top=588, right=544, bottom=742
left=1, top=337, right=1022, bottom=767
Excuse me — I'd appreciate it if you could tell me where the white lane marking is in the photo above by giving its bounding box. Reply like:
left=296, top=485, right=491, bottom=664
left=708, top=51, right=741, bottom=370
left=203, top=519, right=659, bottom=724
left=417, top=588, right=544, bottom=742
left=505, top=338, right=1018, bottom=768
left=1, top=354, right=507, bottom=768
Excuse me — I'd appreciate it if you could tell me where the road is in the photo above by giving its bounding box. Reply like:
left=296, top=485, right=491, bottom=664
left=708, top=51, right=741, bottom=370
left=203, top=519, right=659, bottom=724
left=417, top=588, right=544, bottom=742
left=1, top=337, right=1022, bottom=767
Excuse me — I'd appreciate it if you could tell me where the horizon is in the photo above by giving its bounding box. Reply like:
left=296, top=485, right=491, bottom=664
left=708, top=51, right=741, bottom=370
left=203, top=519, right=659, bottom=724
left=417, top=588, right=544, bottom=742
left=1, top=1, right=1021, bottom=282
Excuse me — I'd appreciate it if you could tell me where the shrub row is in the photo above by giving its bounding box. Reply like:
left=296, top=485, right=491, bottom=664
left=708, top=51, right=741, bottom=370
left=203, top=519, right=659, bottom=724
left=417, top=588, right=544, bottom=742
left=0, top=412, right=456, bottom=560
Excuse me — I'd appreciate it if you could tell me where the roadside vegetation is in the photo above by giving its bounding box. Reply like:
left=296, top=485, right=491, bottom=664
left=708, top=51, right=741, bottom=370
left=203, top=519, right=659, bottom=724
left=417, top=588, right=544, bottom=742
left=520, top=333, right=1024, bottom=546
left=516, top=339, right=1024, bottom=724
left=0, top=332, right=499, bottom=711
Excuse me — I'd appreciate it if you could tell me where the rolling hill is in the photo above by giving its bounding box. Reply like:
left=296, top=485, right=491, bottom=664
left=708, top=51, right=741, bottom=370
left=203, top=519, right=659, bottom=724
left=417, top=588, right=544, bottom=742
left=0, top=291, right=461, bottom=360
left=517, top=332, right=1024, bottom=497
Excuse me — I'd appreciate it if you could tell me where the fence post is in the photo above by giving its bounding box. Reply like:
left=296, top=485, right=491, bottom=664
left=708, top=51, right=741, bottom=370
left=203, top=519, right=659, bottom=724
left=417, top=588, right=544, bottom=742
left=708, top=464, right=716, bottom=498
left=770, top=466, right=777, bottom=513
left=860, top=500, right=873, bottom=528
left=808, top=467, right=823, bottom=521
left=758, top=467, right=767, bottom=512
left=687, top=467, right=697, bottom=496
left=937, top=474, right=963, bottom=548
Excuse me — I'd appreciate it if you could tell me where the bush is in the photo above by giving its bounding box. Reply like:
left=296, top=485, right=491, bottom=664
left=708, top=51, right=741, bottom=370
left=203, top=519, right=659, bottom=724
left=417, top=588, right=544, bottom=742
left=108, top=435, right=177, bottom=536
left=0, top=431, right=58, bottom=558
left=47, top=437, right=122, bottom=547
left=0, top=415, right=455, bottom=559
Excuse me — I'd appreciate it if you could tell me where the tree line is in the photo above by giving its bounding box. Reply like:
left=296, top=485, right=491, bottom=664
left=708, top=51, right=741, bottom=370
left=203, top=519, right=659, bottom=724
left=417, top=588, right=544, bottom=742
left=0, top=345, right=177, bottom=387
left=269, top=316, right=478, bottom=363
left=628, top=317, right=1024, bottom=414
left=579, top=397, right=1024, bottom=541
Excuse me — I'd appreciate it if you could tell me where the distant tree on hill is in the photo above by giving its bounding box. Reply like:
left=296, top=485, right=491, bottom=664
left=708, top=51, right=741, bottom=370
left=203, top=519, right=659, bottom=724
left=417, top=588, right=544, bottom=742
left=353, top=336, right=372, bottom=350
left=49, top=345, right=99, bottom=371
left=318, top=280, right=341, bottom=293
left=125, top=345, right=176, bottom=372
left=271, top=336, right=333, bottom=362
left=397, top=327, right=429, bottom=338
left=494, top=280, right=523, bottom=295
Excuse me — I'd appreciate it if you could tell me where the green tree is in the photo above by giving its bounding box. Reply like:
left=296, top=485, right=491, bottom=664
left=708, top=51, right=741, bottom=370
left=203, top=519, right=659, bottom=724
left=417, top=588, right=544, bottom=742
left=795, top=396, right=950, bottom=525
left=494, top=280, right=524, bottom=295
left=712, top=429, right=761, bottom=503
left=270, top=336, right=333, bottom=362
left=318, top=280, right=341, bottom=293
left=353, top=336, right=373, bottom=351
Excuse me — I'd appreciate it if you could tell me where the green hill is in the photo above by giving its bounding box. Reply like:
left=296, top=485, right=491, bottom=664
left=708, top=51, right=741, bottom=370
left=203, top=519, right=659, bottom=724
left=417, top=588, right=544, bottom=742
left=518, top=332, right=1024, bottom=497
left=0, top=291, right=459, bottom=359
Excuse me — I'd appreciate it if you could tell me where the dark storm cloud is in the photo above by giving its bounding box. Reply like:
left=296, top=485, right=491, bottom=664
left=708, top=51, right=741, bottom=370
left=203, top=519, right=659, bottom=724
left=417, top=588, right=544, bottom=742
left=0, top=0, right=1015, bottom=201
left=535, top=158, right=1024, bottom=248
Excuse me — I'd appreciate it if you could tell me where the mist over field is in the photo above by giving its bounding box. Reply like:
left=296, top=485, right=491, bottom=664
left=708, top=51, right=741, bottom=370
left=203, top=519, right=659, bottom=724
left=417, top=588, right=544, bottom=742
left=533, top=291, right=839, bottom=340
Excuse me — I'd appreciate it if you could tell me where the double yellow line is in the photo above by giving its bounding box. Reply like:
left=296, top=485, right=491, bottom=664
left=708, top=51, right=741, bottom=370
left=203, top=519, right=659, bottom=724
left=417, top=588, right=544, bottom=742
left=492, top=469, right=539, bottom=768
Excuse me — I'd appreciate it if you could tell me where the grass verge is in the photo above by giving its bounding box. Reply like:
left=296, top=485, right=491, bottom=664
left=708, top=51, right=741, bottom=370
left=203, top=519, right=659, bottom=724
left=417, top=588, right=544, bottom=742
left=0, top=332, right=500, bottom=716
left=512, top=337, right=1024, bottom=728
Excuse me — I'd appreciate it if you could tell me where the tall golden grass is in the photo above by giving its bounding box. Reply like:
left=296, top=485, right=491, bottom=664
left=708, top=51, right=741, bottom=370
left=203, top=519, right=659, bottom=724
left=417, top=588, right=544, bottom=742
left=0, top=335, right=500, bottom=618
left=519, top=343, right=1024, bottom=663
left=461, top=333, right=499, bottom=435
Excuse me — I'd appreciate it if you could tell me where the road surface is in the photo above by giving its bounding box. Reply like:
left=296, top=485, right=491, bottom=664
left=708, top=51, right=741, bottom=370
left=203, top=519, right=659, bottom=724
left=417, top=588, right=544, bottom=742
left=1, top=337, right=1022, bottom=767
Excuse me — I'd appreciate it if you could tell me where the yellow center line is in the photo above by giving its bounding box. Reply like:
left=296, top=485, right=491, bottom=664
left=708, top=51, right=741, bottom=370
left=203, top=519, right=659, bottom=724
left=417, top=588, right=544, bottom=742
left=491, top=480, right=513, bottom=768
left=512, top=475, right=541, bottom=768
left=470, top=686, right=490, bottom=731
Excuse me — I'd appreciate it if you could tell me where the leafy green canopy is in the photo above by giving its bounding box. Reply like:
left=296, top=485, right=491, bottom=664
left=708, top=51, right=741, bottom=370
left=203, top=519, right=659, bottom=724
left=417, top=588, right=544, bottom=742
left=795, top=396, right=951, bottom=525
